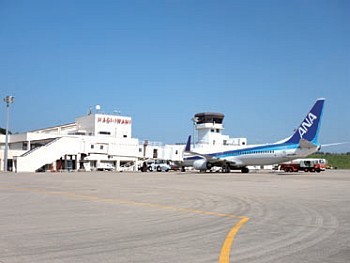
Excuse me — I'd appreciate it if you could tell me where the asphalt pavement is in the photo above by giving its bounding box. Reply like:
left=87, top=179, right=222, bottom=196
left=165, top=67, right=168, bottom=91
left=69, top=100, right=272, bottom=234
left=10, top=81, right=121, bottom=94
left=0, top=169, right=349, bottom=263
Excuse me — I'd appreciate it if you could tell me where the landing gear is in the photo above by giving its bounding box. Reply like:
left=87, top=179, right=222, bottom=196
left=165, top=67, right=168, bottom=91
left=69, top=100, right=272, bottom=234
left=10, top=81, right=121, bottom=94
left=222, top=163, right=231, bottom=173
left=241, top=167, right=249, bottom=173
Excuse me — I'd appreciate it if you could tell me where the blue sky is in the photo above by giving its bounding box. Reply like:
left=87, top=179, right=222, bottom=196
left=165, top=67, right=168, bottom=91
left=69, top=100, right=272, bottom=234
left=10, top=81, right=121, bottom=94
left=0, top=0, right=349, bottom=152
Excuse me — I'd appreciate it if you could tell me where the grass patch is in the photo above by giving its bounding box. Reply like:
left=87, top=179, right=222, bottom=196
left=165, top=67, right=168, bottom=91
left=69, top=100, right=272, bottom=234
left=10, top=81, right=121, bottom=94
left=309, top=152, right=350, bottom=169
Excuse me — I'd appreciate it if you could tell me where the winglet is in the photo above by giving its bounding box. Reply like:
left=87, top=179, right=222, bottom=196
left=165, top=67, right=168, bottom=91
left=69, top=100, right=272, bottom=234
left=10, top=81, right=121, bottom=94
left=286, top=98, right=325, bottom=144
left=185, top=135, right=192, bottom=152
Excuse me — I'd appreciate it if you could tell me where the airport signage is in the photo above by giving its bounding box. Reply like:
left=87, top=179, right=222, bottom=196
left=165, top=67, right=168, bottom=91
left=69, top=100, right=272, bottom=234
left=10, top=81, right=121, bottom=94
left=97, top=117, right=131, bottom=125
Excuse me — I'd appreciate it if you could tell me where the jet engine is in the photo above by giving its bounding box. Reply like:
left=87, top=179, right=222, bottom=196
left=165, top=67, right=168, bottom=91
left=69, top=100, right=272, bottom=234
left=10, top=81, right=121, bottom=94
left=193, top=159, right=211, bottom=171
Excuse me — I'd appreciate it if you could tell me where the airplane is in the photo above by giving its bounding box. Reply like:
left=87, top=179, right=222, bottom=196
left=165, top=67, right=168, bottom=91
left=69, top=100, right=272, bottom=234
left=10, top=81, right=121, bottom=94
left=183, top=98, right=325, bottom=173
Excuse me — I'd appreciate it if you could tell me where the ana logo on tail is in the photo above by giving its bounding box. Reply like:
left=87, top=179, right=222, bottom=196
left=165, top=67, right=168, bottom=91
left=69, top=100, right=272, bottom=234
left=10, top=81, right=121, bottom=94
left=286, top=98, right=325, bottom=144
left=299, top=112, right=317, bottom=139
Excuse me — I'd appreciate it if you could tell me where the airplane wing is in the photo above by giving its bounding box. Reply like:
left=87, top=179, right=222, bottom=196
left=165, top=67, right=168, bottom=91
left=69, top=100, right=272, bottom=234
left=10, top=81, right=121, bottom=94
left=185, top=150, right=221, bottom=161
left=205, top=155, right=238, bottom=166
left=185, top=136, right=228, bottom=159
left=184, top=135, right=239, bottom=168
left=321, top=142, right=349, bottom=147
left=190, top=152, right=239, bottom=167
left=317, top=142, right=349, bottom=152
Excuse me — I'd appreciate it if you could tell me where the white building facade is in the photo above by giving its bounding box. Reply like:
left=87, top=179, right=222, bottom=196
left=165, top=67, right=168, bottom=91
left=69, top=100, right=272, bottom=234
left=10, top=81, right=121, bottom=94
left=0, top=111, right=246, bottom=173
left=0, top=112, right=183, bottom=172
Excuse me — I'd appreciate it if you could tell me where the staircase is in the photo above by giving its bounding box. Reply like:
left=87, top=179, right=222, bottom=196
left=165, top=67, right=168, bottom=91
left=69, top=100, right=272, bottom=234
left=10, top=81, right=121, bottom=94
left=15, top=137, right=81, bottom=172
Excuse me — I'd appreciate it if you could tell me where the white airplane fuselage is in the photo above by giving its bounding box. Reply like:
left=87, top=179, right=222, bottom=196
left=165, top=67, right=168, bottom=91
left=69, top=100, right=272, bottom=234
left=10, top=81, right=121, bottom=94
left=183, top=142, right=318, bottom=168
left=183, top=98, right=325, bottom=172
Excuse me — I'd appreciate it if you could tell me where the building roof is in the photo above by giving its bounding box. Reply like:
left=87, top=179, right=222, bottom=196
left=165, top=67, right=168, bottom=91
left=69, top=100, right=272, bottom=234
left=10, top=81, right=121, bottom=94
left=194, top=112, right=224, bottom=118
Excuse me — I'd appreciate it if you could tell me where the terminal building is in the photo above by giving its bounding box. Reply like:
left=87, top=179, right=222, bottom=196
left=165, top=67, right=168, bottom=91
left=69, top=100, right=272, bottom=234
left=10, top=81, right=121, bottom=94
left=0, top=109, right=247, bottom=172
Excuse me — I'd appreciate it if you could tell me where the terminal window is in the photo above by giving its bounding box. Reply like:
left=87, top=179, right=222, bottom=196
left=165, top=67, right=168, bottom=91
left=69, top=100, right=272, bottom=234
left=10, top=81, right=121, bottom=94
left=99, top=131, right=111, bottom=135
left=22, top=142, right=28, bottom=150
left=153, top=149, right=158, bottom=159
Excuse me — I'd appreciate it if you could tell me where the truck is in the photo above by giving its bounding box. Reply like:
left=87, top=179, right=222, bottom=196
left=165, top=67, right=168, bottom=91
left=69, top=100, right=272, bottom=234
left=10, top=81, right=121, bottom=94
left=279, top=158, right=327, bottom=173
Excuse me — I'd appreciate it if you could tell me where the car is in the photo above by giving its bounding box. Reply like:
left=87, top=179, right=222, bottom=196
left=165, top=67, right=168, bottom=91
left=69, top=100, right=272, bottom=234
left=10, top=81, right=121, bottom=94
left=96, top=162, right=115, bottom=171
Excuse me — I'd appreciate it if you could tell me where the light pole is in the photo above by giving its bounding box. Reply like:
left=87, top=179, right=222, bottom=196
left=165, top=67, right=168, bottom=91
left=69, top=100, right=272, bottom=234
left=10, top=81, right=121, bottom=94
left=3, top=96, right=14, bottom=172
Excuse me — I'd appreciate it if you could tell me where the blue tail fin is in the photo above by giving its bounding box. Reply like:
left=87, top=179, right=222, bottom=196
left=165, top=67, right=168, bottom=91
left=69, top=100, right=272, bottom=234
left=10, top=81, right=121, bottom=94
left=286, top=98, right=325, bottom=144
left=185, top=135, right=192, bottom=152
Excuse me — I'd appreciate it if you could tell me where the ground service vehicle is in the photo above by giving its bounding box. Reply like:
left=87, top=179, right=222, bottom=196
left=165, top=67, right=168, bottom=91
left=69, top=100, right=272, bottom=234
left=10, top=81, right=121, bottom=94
left=141, top=160, right=171, bottom=172
left=279, top=158, right=326, bottom=173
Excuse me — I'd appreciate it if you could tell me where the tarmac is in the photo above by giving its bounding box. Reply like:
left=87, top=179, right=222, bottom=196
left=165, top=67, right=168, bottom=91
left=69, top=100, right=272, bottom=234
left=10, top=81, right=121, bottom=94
left=0, top=169, right=349, bottom=263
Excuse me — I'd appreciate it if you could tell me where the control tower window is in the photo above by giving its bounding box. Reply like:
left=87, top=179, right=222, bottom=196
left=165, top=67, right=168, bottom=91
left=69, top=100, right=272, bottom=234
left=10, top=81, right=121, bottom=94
left=213, top=118, right=223, bottom=124
left=194, top=113, right=224, bottom=124
left=196, top=116, right=205, bottom=124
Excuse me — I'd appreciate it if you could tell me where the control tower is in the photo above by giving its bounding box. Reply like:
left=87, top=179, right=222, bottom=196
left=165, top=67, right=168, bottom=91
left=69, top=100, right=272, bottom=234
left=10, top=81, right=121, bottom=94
left=193, top=112, right=247, bottom=147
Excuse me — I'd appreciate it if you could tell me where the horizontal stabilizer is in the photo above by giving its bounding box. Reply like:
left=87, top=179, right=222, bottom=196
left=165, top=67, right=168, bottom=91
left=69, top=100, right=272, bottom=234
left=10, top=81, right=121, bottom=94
left=299, top=139, right=317, bottom=149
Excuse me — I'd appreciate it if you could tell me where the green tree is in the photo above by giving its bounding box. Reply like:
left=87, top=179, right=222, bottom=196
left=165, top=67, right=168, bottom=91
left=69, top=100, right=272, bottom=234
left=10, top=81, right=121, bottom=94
left=0, top=127, right=12, bottom=135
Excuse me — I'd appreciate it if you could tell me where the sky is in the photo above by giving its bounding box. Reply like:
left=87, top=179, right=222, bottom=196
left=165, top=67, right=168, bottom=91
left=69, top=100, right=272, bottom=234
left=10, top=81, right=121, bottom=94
left=0, top=0, right=349, bottom=152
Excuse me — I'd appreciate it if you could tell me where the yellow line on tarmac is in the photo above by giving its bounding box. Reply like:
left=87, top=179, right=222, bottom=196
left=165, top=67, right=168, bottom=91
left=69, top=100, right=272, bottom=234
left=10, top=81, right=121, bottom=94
left=219, top=216, right=250, bottom=263
left=3, top=186, right=249, bottom=262
left=10, top=187, right=243, bottom=220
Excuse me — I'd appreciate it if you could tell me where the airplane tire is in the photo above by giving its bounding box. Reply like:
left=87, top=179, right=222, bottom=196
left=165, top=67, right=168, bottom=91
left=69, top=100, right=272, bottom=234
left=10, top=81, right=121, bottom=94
left=241, top=167, right=249, bottom=173
left=222, top=165, right=231, bottom=173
